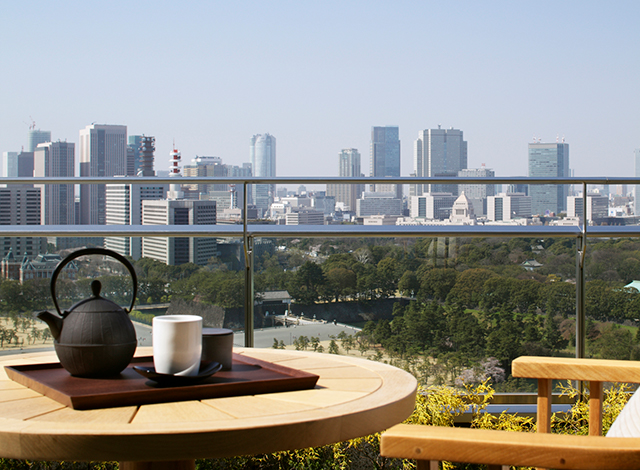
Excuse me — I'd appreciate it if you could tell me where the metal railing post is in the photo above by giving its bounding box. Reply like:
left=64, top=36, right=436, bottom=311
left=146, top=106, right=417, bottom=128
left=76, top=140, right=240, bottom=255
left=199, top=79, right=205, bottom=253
left=575, top=182, right=587, bottom=359
left=243, top=182, right=254, bottom=347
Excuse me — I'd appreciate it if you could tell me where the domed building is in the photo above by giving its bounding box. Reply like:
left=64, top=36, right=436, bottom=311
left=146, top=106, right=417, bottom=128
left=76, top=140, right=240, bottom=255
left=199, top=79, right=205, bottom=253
left=449, top=191, right=476, bottom=224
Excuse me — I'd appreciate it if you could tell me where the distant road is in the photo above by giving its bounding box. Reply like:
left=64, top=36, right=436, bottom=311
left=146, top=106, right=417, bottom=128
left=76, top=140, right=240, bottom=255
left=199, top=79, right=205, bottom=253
left=0, top=320, right=361, bottom=355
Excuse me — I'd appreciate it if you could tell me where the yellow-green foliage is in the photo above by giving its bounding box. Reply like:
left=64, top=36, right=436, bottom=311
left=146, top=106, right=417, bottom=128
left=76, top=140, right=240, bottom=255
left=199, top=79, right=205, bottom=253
left=552, top=381, right=632, bottom=436
left=409, top=381, right=495, bottom=427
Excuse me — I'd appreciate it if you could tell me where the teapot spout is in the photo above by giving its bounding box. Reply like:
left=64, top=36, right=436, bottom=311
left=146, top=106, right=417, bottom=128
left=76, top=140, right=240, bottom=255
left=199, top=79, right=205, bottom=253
left=36, top=311, right=63, bottom=340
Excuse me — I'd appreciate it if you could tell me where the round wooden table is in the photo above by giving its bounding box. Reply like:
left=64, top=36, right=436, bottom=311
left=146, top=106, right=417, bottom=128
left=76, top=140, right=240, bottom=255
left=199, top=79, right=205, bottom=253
left=0, top=347, right=417, bottom=469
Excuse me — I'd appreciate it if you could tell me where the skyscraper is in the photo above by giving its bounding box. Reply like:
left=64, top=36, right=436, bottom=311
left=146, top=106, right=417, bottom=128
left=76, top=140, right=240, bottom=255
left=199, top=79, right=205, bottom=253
left=34, top=141, right=75, bottom=226
left=0, top=186, right=46, bottom=257
left=28, top=129, right=51, bottom=152
left=128, top=135, right=143, bottom=176
left=412, top=126, right=467, bottom=196
left=142, top=199, right=217, bottom=266
left=327, top=148, right=363, bottom=211
left=79, top=124, right=127, bottom=225
left=250, top=134, right=276, bottom=216
left=1, top=152, right=18, bottom=177
left=105, top=136, right=166, bottom=259
left=370, top=126, right=400, bottom=197
left=528, top=142, right=570, bottom=216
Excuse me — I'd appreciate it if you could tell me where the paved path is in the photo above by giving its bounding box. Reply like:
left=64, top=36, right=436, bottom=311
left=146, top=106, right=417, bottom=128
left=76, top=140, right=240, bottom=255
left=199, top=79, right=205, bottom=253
left=0, top=320, right=361, bottom=355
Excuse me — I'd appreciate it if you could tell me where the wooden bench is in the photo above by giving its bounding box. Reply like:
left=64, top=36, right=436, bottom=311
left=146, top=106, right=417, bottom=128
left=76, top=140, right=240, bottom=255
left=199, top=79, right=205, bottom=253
left=381, top=356, right=640, bottom=470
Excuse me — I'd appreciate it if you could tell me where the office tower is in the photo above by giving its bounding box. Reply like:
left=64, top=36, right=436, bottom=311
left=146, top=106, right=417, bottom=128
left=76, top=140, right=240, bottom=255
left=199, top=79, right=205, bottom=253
left=138, top=136, right=155, bottom=176
left=0, top=186, right=46, bottom=258
left=105, top=182, right=167, bottom=259
left=528, top=142, right=570, bottom=216
left=183, top=156, right=225, bottom=195
left=356, top=192, right=403, bottom=217
left=370, top=126, right=401, bottom=197
left=635, top=149, right=640, bottom=215
left=413, top=126, right=467, bottom=196
left=507, top=182, right=529, bottom=196
left=250, top=134, right=276, bottom=217
left=285, top=209, right=325, bottom=225
left=327, top=149, right=363, bottom=212
left=128, top=135, right=144, bottom=176
left=410, top=193, right=457, bottom=220
left=17, top=151, right=34, bottom=177
left=458, top=167, right=496, bottom=216
left=28, top=129, right=51, bottom=152
left=142, top=199, right=217, bottom=266
left=567, top=193, right=609, bottom=222
left=2, top=152, right=18, bottom=177
left=105, top=137, right=166, bottom=259
left=79, top=124, right=127, bottom=225
left=2, top=151, right=32, bottom=178
left=33, top=141, right=75, bottom=225
left=487, top=193, right=532, bottom=221
left=226, top=163, right=252, bottom=209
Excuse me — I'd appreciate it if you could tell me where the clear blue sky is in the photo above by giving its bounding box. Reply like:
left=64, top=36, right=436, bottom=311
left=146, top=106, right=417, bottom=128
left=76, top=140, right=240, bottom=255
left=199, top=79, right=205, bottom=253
left=1, top=1, right=638, bottom=180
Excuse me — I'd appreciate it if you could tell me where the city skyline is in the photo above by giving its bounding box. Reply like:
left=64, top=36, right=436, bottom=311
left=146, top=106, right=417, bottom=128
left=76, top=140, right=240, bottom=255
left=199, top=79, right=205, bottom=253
left=1, top=2, right=638, bottom=180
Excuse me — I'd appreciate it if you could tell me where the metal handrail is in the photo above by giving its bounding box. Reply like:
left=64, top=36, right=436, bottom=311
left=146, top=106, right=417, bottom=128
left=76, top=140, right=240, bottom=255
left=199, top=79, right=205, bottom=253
left=2, top=175, right=638, bottom=352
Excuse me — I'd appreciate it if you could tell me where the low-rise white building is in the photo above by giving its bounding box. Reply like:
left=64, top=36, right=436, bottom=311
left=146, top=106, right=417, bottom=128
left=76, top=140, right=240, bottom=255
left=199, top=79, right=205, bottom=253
left=487, top=192, right=532, bottom=221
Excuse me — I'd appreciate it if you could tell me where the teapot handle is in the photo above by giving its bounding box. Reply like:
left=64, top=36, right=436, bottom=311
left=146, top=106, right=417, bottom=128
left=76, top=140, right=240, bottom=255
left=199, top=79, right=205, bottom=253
left=51, top=248, right=138, bottom=317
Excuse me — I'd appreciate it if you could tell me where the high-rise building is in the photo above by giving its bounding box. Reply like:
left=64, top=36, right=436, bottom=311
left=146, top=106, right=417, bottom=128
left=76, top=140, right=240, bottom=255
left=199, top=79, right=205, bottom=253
left=28, top=129, right=51, bottom=152
left=33, top=141, right=75, bottom=227
left=326, top=148, right=363, bottom=212
left=528, top=142, right=570, bottom=216
left=458, top=167, right=496, bottom=216
left=183, top=156, right=225, bottom=196
left=105, top=137, right=166, bottom=259
left=142, top=199, right=217, bottom=266
left=567, top=193, right=609, bottom=222
left=0, top=186, right=46, bottom=257
left=17, top=151, right=34, bottom=177
left=410, top=193, right=457, bottom=220
left=370, top=126, right=400, bottom=197
left=137, top=136, right=156, bottom=177
left=412, top=126, right=467, bottom=196
left=105, top=182, right=167, bottom=259
left=79, top=124, right=127, bottom=225
left=250, top=134, right=276, bottom=216
left=128, top=135, right=144, bottom=176
left=2, top=152, right=18, bottom=177
left=356, top=192, right=403, bottom=218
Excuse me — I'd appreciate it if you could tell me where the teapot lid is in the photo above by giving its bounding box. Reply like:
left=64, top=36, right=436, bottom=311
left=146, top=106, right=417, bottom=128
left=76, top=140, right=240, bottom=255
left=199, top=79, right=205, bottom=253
left=66, top=280, right=126, bottom=314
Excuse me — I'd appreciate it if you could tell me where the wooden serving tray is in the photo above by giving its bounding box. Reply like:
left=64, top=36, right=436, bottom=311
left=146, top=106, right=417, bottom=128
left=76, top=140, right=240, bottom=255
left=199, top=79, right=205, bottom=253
left=5, top=353, right=319, bottom=410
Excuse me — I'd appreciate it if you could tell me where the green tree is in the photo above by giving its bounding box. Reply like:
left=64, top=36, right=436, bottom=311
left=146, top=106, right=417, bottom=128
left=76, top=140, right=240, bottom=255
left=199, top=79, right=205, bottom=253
left=541, top=281, right=575, bottom=317
left=398, top=271, right=419, bottom=297
left=485, top=319, right=525, bottom=374
left=446, top=268, right=497, bottom=309
left=418, top=268, right=458, bottom=302
left=590, top=324, right=633, bottom=360
left=446, top=306, right=485, bottom=358
left=541, top=313, right=568, bottom=353
left=288, top=261, right=326, bottom=304
left=376, top=257, right=399, bottom=298
left=323, top=267, right=357, bottom=302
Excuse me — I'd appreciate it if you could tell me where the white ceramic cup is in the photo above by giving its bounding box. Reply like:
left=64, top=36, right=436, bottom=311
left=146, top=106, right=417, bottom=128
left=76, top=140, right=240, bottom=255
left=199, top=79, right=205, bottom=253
left=153, top=315, right=203, bottom=376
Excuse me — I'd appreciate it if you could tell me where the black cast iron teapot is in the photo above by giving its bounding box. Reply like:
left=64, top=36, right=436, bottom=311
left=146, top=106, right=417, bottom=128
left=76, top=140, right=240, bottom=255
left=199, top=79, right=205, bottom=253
left=37, top=248, right=138, bottom=377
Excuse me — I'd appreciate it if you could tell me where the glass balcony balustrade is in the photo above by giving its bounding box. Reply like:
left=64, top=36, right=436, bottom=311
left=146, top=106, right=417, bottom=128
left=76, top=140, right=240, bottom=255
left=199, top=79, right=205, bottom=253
left=1, top=175, right=639, bottom=356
